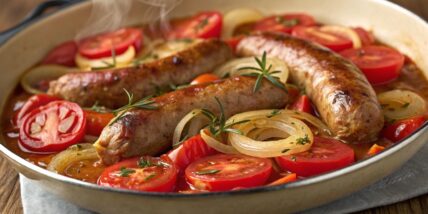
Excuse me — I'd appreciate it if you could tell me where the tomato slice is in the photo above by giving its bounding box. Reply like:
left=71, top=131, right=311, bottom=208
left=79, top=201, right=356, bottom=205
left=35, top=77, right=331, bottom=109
left=225, top=36, right=244, bottom=54
left=292, top=26, right=353, bottom=51
left=382, top=116, right=427, bottom=143
left=18, top=101, right=86, bottom=153
left=353, top=27, right=374, bottom=46
left=190, top=73, right=220, bottom=85
left=84, top=110, right=114, bottom=136
left=276, top=137, right=355, bottom=177
left=98, top=155, right=177, bottom=192
left=15, top=94, right=60, bottom=127
left=168, top=135, right=217, bottom=172
left=254, top=13, right=316, bottom=34
left=185, top=154, right=272, bottom=191
left=289, top=95, right=315, bottom=115
left=168, top=11, right=222, bottom=39
left=340, top=45, right=405, bottom=85
left=41, top=41, right=78, bottom=67
left=78, top=28, right=142, bottom=59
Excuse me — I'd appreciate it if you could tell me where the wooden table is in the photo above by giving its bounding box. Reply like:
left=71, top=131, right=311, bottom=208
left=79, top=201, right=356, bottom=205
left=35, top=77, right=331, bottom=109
left=1, top=0, right=428, bottom=213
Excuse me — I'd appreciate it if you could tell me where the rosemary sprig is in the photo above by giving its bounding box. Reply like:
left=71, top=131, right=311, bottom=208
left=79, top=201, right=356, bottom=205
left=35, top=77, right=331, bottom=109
left=195, top=169, right=220, bottom=175
left=86, top=101, right=109, bottom=113
left=200, top=97, right=249, bottom=137
left=92, top=48, right=117, bottom=71
left=239, top=51, right=287, bottom=93
left=108, top=89, right=158, bottom=125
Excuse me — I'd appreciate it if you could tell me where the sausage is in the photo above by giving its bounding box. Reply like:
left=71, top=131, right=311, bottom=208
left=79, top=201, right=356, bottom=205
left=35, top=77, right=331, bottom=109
left=237, top=32, right=384, bottom=143
left=95, top=76, right=290, bottom=165
left=48, top=39, right=233, bottom=108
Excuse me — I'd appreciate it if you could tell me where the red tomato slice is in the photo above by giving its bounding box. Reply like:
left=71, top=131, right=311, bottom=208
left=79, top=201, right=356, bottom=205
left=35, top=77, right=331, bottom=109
left=84, top=110, right=114, bottom=136
left=78, top=28, right=143, bottom=59
left=225, top=36, right=244, bottom=54
left=15, top=94, right=60, bottom=127
left=289, top=95, right=315, bottom=115
left=292, top=26, right=353, bottom=51
left=168, top=11, right=222, bottom=39
left=340, top=45, right=405, bottom=85
left=185, top=154, right=272, bottom=191
left=98, top=155, right=177, bottom=192
left=18, top=101, right=86, bottom=153
left=190, top=73, right=220, bottom=85
left=382, top=116, right=427, bottom=143
left=353, top=27, right=374, bottom=46
left=41, top=41, right=78, bottom=67
left=254, top=13, right=316, bottom=34
left=168, top=135, right=217, bottom=171
left=276, top=137, right=355, bottom=177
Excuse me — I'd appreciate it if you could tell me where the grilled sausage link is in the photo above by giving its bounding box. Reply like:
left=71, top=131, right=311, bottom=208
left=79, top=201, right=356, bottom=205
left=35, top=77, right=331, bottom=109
left=237, top=32, right=384, bottom=143
left=95, top=76, right=289, bottom=165
left=48, top=39, right=233, bottom=108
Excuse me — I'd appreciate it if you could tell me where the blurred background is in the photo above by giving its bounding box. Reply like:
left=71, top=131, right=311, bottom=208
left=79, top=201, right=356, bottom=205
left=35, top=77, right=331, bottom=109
left=0, top=0, right=427, bottom=32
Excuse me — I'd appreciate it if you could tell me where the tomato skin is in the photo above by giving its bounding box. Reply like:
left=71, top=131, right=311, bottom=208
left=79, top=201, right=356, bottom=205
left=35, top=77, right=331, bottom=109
left=225, top=36, right=244, bottom=54
left=289, top=95, right=314, bottom=115
left=190, top=73, right=220, bottom=85
left=98, top=155, right=177, bottom=192
left=41, top=41, right=78, bottom=67
left=169, top=11, right=223, bottom=39
left=292, top=26, right=353, bottom=51
left=84, top=111, right=114, bottom=136
left=353, top=27, right=374, bottom=46
left=254, top=13, right=316, bottom=34
left=276, top=137, right=355, bottom=177
left=18, top=101, right=86, bottom=153
left=185, top=154, right=272, bottom=191
left=78, top=28, right=143, bottom=59
left=340, top=45, right=405, bottom=85
left=15, top=94, right=60, bottom=127
left=382, top=116, right=427, bottom=143
left=168, top=135, right=217, bottom=171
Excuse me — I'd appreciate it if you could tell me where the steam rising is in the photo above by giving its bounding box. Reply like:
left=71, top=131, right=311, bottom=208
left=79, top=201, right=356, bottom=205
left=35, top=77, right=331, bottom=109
left=75, top=0, right=182, bottom=41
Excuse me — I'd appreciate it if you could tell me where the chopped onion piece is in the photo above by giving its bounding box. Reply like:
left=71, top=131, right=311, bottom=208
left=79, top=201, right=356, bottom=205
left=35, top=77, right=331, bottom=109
left=378, top=89, right=426, bottom=120
left=320, top=25, right=362, bottom=49
left=214, top=57, right=289, bottom=84
left=200, top=129, right=239, bottom=154
left=20, top=65, right=71, bottom=94
left=47, top=143, right=98, bottom=173
left=222, top=8, right=264, bottom=39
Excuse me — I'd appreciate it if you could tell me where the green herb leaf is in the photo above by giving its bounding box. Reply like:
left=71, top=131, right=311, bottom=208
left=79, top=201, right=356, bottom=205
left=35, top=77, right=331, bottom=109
left=118, top=167, right=135, bottom=177
left=195, top=169, right=221, bottom=175
left=281, top=148, right=290, bottom=153
left=296, top=134, right=310, bottom=145
left=144, top=174, right=156, bottom=181
left=92, top=48, right=117, bottom=71
left=267, top=109, right=281, bottom=118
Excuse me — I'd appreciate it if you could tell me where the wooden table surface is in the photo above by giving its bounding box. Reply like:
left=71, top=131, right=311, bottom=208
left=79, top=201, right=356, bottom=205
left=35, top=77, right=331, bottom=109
left=1, top=0, right=428, bottom=213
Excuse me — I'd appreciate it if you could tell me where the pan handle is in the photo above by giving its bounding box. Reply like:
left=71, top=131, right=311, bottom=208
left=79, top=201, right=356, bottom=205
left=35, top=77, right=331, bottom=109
left=0, top=0, right=83, bottom=44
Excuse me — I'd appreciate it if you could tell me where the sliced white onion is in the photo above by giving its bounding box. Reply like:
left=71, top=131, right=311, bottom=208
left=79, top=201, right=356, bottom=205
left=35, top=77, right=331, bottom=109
left=226, top=110, right=314, bottom=157
left=75, top=46, right=136, bottom=70
left=320, top=25, right=362, bottom=49
left=222, top=8, right=264, bottom=39
left=214, top=57, right=289, bottom=84
left=172, top=109, right=203, bottom=147
left=378, top=89, right=426, bottom=120
left=20, top=65, right=71, bottom=94
left=200, top=129, right=239, bottom=154
left=47, top=143, right=98, bottom=173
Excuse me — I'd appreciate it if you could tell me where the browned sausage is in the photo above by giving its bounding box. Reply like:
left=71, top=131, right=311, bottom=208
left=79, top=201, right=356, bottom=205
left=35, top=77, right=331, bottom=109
left=237, top=32, right=384, bottom=143
left=48, top=39, right=232, bottom=108
left=95, top=76, right=290, bottom=165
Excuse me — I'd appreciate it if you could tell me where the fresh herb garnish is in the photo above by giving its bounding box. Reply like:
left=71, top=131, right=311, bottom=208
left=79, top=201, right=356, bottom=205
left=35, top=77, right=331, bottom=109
left=173, top=134, right=190, bottom=148
left=87, top=101, right=108, bottom=113
left=402, top=102, right=410, bottom=108
left=169, top=83, right=189, bottom=91
left=118, top=167, right=135, bottom=177
left=144, top=174, right=156, bottom=181
left=239, top=51, right=287, bottom=93
left=291, top=156, right=297, bottom=162
left=275, top=16, right=299, bottom=27
left=133, top=53, right=160, bottom=67
left=195, top=18, right=209, bottom=32
left=195, top=169, right=221, bottom=175
left=109, top=89, right=158, bottom=125
left=92, top=48, right=117, bottom=71
left=267, top=109, right=281, bottom=118
left=296, top=134, right=310, bottom=145
left=138, top=157, right=169, bottom=168
left=201, top=97, right=249, bottom=136
left=281, top=148, right=290, bottom=153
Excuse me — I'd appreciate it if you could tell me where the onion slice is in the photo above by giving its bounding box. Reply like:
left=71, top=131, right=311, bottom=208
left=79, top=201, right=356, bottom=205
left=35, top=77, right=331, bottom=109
left=172, top=109, right=203, bottom=147
left=76, top=46, right=136, bottom=70
left=378, top=89, right=426, bottom=120
left=320, top=25, right=362, bottom=49
left=214, top=57, right=289, bottom=84
left=47, top=143, right=98, bottom=173
left=200, top=129, right=239, bottom=154
left=20, top=65, right=72, bottom=94
left=222, top=8, right=264, bottom=39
